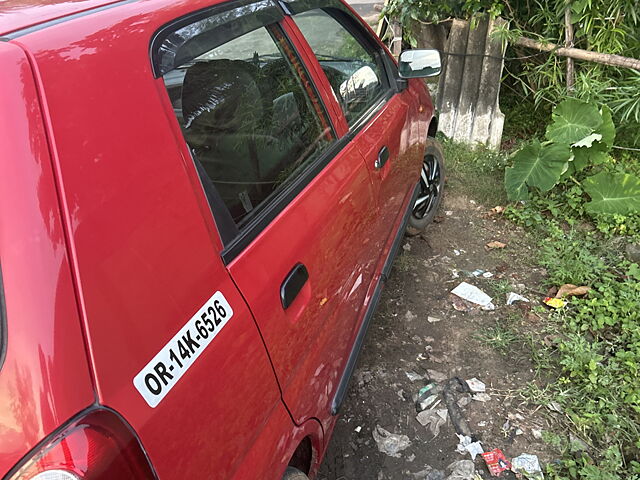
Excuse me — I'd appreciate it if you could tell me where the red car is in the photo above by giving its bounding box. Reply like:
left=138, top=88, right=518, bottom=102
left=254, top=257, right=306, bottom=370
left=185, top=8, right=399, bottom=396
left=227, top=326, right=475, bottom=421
left=0, top=0, right=443, bottom=477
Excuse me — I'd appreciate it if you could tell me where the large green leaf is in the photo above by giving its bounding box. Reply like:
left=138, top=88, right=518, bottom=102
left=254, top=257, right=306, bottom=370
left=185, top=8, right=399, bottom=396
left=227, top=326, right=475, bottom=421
left=597, top=105, right=616, bottom=149
left=505, top=141, right=572, bottom=201
left=545, top=99, right=602, bottom=145
left=583, top=172, right=640, bottom=214
left=572, top=144, right=608, bottom=173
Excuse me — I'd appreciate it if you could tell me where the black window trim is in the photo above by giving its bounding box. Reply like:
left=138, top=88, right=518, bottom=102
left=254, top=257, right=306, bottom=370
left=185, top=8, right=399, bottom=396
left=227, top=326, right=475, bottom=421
left=151, top=3, right=341, bottom=264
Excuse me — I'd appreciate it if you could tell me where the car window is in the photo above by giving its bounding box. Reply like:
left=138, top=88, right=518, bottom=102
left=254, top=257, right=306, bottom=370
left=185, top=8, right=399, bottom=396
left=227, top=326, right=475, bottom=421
left=161, top=24, right=335, bottom=228
left=293, top=9, right=387, bottom=126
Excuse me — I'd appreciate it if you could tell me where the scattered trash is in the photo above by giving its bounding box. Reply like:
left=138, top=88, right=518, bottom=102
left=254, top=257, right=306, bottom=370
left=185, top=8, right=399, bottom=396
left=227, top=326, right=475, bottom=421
left=443, top=379, right=474, bottom=437
left=512, top=453, right=544, bottom=479
left=466, top=441, right=485, bottom=460
left=416, top=383, right=438, bottom=412
left=555, top=284, right=590, bottom=298
left=407, top=453, right=416, bottom=462
left=427, top=369, right=448, bottom=383
left=411, top=466, right=446, bottom=480
left=428, top=316, right=442, bottom=323
left=405, top=310, right=418, bottom=321
left=543, top=297, right=566, bottom=309
left=372, top=425, right=411, bottom=457
left=485, top=241, right=507, bottom=250
left=531, top=428, right=543, bottom=440
left=481, top=449, right=511, bottom=476
left=445, top=210, right=454, bottom=216
left=417, top=394, right=439, bottom=412
left=454, top=249, right=465, bottom=256
left=406, top=371, right=424, bottom=382
left=506, top=292, right=530, bottom=305
left=547, top=401, right=563, bottom=413
left=403, top=242, right=412, bottom=252
left=446, top=460, right=475, bottom=480
left=451, top=269, right=460, bottom=278
left=416, top=409, right=448, bottom=437
left=465, top=378, right=486, bottom=393
left=456, top=435, right=484, bottom=459
left=451, top=282, right=495, bottom=310
left=457, top=395, right=471, bottom=408
left=469, top=269, right=495, bottom=278
left=473, top=393, right=491, bottom=402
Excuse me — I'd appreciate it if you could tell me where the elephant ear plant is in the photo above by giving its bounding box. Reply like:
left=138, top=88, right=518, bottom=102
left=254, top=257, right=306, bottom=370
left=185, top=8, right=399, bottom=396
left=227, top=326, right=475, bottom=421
left=505, top=98, right=640, bottom=215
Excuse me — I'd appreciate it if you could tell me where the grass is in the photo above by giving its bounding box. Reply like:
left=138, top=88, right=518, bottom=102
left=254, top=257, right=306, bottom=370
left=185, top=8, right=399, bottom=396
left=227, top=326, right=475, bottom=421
left=475, top=319, right=519, bottom=354
left=440, top=136, right=510, bottom=208
left=443, top=131, right=640, bottom=478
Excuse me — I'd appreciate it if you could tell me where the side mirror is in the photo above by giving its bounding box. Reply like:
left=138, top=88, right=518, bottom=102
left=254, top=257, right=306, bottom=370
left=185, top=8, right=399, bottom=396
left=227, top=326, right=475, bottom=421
left=398, top=49, right=441, bottom=79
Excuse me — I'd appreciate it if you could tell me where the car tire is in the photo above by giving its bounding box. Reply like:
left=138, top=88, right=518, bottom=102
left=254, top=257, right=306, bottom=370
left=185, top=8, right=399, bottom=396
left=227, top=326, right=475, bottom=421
left=282, top=467, right=310, bottom=480
left=408, top=137, right=445, bottom=232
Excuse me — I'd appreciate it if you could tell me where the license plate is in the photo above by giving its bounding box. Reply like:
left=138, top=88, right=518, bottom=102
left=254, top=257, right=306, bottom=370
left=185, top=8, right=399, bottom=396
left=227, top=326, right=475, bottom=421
left=133, top=291, right=234, bottom=407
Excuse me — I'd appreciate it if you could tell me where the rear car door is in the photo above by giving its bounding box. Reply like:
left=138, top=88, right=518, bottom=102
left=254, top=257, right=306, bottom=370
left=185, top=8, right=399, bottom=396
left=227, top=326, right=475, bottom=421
left=290, top=3, right=425, bottom=247
left=20, top=6, right=289, bottom=477
left=152, top=5, right=380, bottom=429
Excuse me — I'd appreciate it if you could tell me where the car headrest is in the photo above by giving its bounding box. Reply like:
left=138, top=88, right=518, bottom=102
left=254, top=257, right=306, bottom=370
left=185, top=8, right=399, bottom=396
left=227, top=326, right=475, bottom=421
left=181, top=59, right=264, bottom=132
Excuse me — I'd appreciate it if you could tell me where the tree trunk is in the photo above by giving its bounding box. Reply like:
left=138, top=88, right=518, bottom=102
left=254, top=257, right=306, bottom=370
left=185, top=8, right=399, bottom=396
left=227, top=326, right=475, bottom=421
left=564, top=5, right=575, bottom=91
left=515, top=37, right=640, bottom=71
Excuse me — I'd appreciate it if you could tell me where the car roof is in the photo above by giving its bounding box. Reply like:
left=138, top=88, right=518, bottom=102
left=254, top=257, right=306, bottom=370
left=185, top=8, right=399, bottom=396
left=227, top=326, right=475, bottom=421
left=0, top=0, right=126, bottom=36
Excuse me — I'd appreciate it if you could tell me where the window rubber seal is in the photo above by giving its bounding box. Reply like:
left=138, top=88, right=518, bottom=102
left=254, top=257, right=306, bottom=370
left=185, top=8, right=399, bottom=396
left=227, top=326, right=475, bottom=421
left=0, top=263, right=6, bottom=371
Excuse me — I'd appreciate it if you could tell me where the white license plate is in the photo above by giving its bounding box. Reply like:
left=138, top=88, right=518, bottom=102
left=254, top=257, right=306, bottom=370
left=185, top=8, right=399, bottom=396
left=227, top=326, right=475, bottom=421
left=133, top=291, right=234, bottom=407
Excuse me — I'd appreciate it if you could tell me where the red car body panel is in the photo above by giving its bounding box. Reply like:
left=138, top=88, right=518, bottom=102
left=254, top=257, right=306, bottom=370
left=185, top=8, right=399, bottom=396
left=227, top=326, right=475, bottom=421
left=227, top=140, right=379, bottom=429
left=0, top=0, right=435, bottom=476
left=0, top=41, right=95, bottom=473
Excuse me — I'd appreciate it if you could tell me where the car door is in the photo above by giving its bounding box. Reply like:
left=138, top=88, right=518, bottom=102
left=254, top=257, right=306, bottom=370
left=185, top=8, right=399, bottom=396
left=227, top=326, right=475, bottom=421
left=149, top=7, right=380, bottom=431
left=290, top=4, right=424, bottom=248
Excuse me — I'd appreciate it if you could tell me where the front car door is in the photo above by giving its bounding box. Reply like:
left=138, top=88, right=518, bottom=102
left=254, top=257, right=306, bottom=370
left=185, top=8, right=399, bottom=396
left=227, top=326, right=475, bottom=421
left=289, top=1, right=429, bottom=253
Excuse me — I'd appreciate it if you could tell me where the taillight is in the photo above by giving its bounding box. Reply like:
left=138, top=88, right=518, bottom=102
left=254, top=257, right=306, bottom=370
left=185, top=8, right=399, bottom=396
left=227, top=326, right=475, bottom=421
left=6, top=409, right=156, bottom=480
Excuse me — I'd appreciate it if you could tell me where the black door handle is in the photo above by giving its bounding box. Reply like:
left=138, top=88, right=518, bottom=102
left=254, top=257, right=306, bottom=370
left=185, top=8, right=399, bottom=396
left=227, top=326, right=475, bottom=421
left=280, top=263, right=309, bottom=309
left=375, top=146, right=390, bottom=169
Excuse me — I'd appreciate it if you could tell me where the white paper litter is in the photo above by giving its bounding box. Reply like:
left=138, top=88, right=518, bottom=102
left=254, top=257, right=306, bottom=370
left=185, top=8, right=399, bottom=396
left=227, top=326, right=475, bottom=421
left=465, top=378, right=486, bottom=393
left=465, top=441, right=484, bottom=460
left=512, top=453, right=544, bottom=479
left=454, top=434, right=484, bottom=460
left=506, top=292, right=530, bottom=305
left=428, top=316, right=442, bottom=323
left=406, top=371, right=424, bottom=382
left=451, top=282, right=494, bottom=308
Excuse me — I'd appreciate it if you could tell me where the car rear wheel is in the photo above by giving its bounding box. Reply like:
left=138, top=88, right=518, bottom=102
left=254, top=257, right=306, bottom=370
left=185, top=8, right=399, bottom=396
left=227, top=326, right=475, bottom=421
left=282, top=467, right=310, bottom=480
left=408, top=138, right=445, bottom=232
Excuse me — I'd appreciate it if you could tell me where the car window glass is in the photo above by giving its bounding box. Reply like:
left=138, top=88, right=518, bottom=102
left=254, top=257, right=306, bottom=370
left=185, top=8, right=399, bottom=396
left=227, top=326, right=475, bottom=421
left=162, top=25, right=335, bottom=228
left=293, top=9, right=386, bottom=126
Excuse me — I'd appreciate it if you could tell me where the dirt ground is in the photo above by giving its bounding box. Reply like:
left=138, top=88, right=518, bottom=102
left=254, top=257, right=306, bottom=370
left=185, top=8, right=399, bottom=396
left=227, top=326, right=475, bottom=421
left=318, top=190, right=557, bottom=479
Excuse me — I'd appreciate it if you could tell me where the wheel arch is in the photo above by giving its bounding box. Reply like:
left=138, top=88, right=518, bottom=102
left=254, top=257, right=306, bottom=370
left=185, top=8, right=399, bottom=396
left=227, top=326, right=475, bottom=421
left=427, top=114, right=438, bottom=138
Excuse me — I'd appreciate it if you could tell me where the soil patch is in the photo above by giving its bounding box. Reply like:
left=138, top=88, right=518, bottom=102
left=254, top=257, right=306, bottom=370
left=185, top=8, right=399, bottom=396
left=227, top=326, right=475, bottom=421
left=319, top=192, right=557, bottom=479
